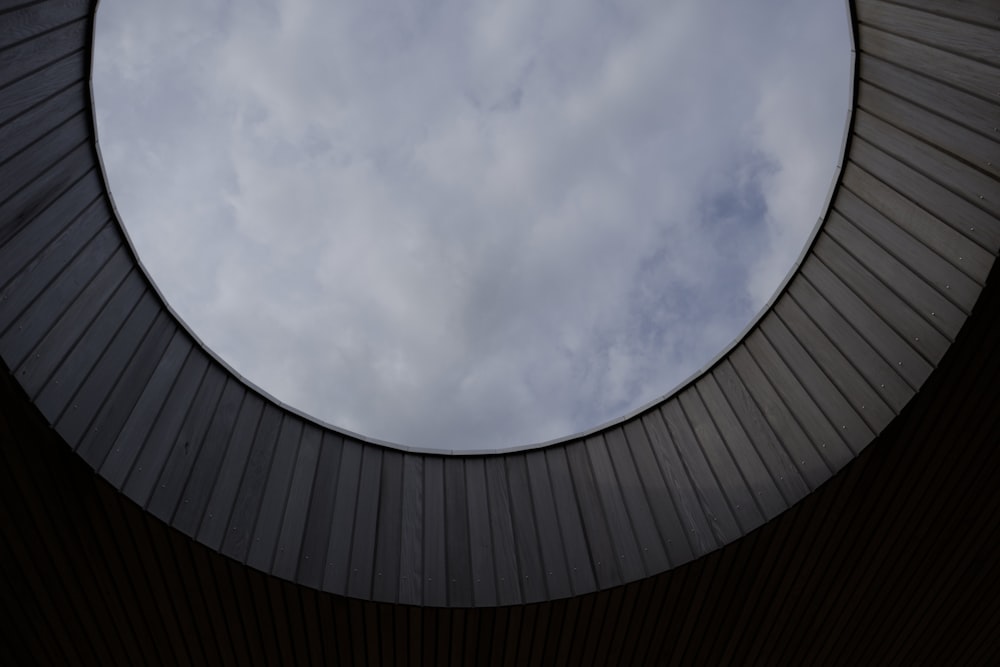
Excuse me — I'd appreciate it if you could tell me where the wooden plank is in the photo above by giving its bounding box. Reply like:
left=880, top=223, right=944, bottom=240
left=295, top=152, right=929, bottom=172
left=0, top=76, right=86, bottom=164
left=604, top=428, right=670, bottom=575
left=464, top=456, right=497, bottom=606
left=827, top=212, right=967, bottom=339
left=0, top=141, right=93, bottom=246
left=800, top=255, right=933, bottom=389
left=219, top=403, right=284, bottom=562
left=0, top=110, right=90, bottom=207
left=815, top=230, right=951, bottom=362
left=860, top=52, right=1000, bottom=143
left=485, top=455, right=522, bottom=605
left=347, top=444, right=383, bottom=599
left=744, top=328, right=855, bottom=469
left=564, top=438, right=621, bottom=589
left=841, top=161, right=993, bottom=284
left=858, top=80, right=998, bottom=184
left=296, top=432, right=343, bottom=589
left=788, top=276, right=912, bottom=414
left=371, top=448, right=403, bottom=602
left=726, top=346, right=832, bottom=490
left=760, top=309, right=874, bottom=454
left=321, top=437, right=363, bottom=595
left=14, top=246, right=130, bottom=395
left=0, top=2, right=89, bottom=53
left=660, top=400, right=743, bottom=541
left=195, top=392, right=264, bottom=549
left=858, top=23, right=997, bottom=101
left=857, top=0, right=1000, bottom=67
left=850, top=137, right=998, bottom=254
left=622, top=419, right=695, bottom=567
left=0, top=18, right=87, bottom=89
left=887, top=0, right=1000, bottom=25
left=2, top=222, right=118, bottom=367
left=506, top=453, right=547, bottom=602
left=246, top=418, right=304, bottom=572
left=679, top=387, right=767, bottom=531
left=444, top=456, right=473, bottom=606
left=0, top=166, right=100, bottom=290
left=422, top=455, right=447, bottom=606
left=776, top=293, right=896, bottom=431
left=855, top=109, right=1000, bottom=220
left=837, top=182, right=982, bottom=312
left=584, top=434, right=646, bottom=582
left=69, top=310, right=174, bottom=465
left=272, top=423, right=323, bottom=581
left=544, top=447, right=597, bottom=594
left=145, top=360, right=228, bottom=522
left=120, top=346, right=210, bottom=504
left=711, top=360, right=811, bottom=505
left=32, top=268, right=143, bottom=420
left=170, top=378, right=246, bottom=536
left=397, top=452, right=423, bottom=605
left=524, top=448, right=573, bottom=599
left=694, top=376, right=786, bottom=520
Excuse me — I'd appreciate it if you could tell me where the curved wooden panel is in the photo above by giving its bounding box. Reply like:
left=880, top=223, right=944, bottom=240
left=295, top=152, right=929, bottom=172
left=1, top=0, right=997, bottom=610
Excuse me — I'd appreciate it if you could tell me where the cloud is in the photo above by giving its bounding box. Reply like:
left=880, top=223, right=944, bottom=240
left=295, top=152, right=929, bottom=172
left=94, top=0, right=852, bottom=450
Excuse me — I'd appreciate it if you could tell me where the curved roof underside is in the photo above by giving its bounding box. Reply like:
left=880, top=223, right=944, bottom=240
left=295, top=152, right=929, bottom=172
left=1, top=0, right=998, bottom=614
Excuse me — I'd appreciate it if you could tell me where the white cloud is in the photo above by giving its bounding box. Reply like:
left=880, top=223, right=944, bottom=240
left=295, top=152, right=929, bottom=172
left=94, top=0, right=852, bottom=450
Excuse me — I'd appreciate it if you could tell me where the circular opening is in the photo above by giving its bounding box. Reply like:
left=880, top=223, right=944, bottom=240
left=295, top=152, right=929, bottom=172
left=93, top=0, right=853, bottom=451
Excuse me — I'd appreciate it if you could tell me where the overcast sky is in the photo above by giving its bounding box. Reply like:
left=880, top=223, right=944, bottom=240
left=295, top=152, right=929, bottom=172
left=93, top=0, right=852, bottom=451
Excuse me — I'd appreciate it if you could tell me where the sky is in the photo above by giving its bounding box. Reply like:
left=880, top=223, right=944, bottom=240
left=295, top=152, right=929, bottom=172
left=93, top=0, right=852, bottom=451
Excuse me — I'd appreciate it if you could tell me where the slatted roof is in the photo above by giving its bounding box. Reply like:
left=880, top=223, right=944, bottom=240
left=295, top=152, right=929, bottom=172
left=1, top=0, right=999, bottom=662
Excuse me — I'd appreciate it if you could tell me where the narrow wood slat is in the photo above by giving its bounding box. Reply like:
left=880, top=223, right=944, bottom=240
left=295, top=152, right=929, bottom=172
left=464, top=456, right=497, bottom=607
left=584, top=433, right=646, bottom=582
left=272, top=423, right=323, bottom=581
left=219, top=403, right=284, bottom=562
left=485, top=455, right=522, bottom=605
left=815, top=229, right=952, bottom=360
left=14, top=245, right=131, bottom=393
left=565, top=437, right=621, bottom=589
left=322, top=437, right=363, bottom=595
left=0, top=75, right=85, bottom=163
left=660, top=400, right=743, bottom=541
left=0, top=162, right=98, bottom=291
left=523, top=448, right=573, bottom=599
left=858, top=24, right=996, bottom=101
left=506, top=453, right=547, bottom=602
left=422, top=455, right=447, bottom=606
left=678, top=387, right=767, bottom=531
left=711, top=359, right=812, bottom=503
left=397, top=452, right=423, bottom=605
left=2, top=221, right=118, bottom=365
left=370, top=447, right=403, bottom=602
left=346, top=444, right=383, bottom=599
left=859, top=52, right=1000, bottom=144
left=622, top=419, right=696, bottom=567
left=120, top=346, right=209, bottom=503
left=857, top=0, right=1000, bottom=67
left=640, top=409, right=717, bottom=556
left=544, top=446, right=597, bottom=595
left=195, top=392, right=264, bottom=549
left=145, top=361, right=228, bottom=521
left=775, top=294, right=896, bottom=432
left=247, top=418, right=304, bottom=572
left=603, top=426, right=670, bottom=572
left=889, top=0, right=1000, bottom=25
left=694, top=375, right=787, bottom=519
left=0, top=17, right=86, bottom=89
left=0, top=109, right=89, bottom=204
left=296, top=432, right=343, bottom=590
left=854, top=110, right=1000, bottom=220
left=841, top=161, right=993, bottom=284
left=761, top=309, right=874, bottom=453
left=444, top=456, right=473, bottom=606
